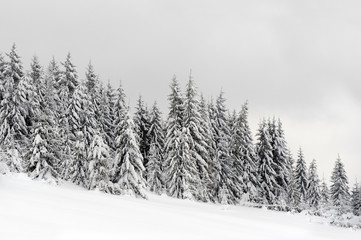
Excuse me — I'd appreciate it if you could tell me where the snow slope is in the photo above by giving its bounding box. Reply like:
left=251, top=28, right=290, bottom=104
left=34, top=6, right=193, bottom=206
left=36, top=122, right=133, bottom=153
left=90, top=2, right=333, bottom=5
left=0, top=174, right=360, bottom=240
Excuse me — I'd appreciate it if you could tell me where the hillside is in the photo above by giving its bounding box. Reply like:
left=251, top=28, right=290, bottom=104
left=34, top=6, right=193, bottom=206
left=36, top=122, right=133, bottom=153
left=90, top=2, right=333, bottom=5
left=0, top=174, right=360, bottom=240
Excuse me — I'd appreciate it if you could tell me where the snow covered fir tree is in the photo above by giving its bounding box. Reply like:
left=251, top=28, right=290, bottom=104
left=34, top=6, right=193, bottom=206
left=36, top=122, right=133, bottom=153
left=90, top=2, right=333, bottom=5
left=0, top=45, right=360, bottom=228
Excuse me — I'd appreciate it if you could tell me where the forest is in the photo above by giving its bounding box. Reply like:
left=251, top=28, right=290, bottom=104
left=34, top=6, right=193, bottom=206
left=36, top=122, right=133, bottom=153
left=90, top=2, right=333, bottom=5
left=0, top=44, right=360, bottom=224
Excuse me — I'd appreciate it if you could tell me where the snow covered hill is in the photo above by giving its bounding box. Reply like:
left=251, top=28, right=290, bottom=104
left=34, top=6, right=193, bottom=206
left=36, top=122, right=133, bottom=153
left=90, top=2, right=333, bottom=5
left=0, top=174, right=360, bottom=240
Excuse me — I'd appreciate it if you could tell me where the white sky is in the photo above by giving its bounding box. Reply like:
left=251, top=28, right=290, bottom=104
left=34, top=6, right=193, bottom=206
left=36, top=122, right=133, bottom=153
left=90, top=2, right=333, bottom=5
left=1, top=0, right=360, bottom=185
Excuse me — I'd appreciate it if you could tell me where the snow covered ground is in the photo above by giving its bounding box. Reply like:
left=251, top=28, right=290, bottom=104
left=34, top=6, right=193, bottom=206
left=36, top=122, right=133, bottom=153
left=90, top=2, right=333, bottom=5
left=0, top=174, right=360, bottom=240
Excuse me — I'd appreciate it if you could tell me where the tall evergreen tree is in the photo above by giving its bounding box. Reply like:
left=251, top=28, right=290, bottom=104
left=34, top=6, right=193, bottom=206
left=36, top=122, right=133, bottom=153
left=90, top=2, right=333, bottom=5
left=133, top=96, right=151, bottom=170
left=163, top=76, right=200, bottom=200
left=351, top=182, right=361, bottom=216
left=320, top=177, right=330, bottom=207
left=146, top=102, right=165, bottom=194
left=256, top=120, right=278, bottom=205
left=87, top=132, right=110, bottom=191
left=307, top=159, right=321, bottom=208
left=210, top=92, right=238, bottom=204
left=295, top=148, right=308, bottom=206
left=111, top=107, right=147, bottom=198
left=184, top=74, right=212, bottom=201
left=62, top=53, right=78, bottom=95
left=230, top=102, right=259, bottom=202
left=0, top=53, right=7, bottom=102
left=269, top=119, right=292, bottom=202
left=330, top=155, right=350, bottom=209
left=5, top=44, right=23, bottom=86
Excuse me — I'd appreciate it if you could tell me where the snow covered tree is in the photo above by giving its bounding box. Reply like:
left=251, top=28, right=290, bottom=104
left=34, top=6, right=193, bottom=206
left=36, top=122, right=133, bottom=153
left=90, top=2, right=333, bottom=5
left=85, top=62, right=98, bottom=97
left=62, top=83, right=97, bottom=180
left=111, top=107, right=147, bottom=198
left=100, top=83, right=116, bottom=150
left=87, top=132, right=110, bottom=191
left=269, top=119, right=292, bottom=203
left=25, top=115, right=60, bottom=182
left=163, top=76, right=200, bottom=200
left=0, top=53, right=7, bottom=102
left=5, top=44, right=24, bottom=86
left=133, top=95, right=151, bottom=170
left=307, top=159, right=321, bottom=208
left=199, top=95, right=219, bottom=202
left=256, top=120, right=278, bottom=205
left=230, top=101, right=259, bottom=202
left=112, top=82, right=127, bottom=150
left=330, top=155, right=350, bottom=209
left=351, top=182, right=361, bottom=216
left=295, top=148, right=308, bottom=206
left=320, top=177, right=330, bottom=207
left=209, top=92, right=239, bottom=204
left=183, top=74, right=212, bottom=201
left=30, top=56, right=42, bottom=86
left=146, top=102, right=165, bottom=194
left=62, top=53, right=78, bottom=95
left=68, top=131, right=88, bottom=188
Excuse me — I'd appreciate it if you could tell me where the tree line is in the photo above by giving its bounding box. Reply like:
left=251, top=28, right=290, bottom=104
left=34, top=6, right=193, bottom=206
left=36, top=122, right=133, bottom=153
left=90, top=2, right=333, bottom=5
left=0, top=44, right=360, bottom=216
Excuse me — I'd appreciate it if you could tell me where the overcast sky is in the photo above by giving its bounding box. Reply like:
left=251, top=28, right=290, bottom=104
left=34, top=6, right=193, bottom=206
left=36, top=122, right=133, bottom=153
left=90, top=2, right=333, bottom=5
left=1, top=0, right=360, bottom=184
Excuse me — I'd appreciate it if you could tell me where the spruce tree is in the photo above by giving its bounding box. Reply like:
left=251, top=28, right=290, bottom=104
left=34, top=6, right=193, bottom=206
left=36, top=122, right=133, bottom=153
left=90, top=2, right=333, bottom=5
left=0, top=53, right=7, bottom=102
left=184, top=74, right=212, bottom=201
left=111, top=107, right=147, bottom=198
left=146, top=102, right=165, bottom=194
left=25, top=115, right=60, bottom=182
left=351, top=182, right=361, bottom=216
left=330, top=155, right=350, bottom=210
left=295, top=148, right=308, bottom=206
left=88, top=132, right=110, bottom=191
left=133, top=96, right=151, bottom=171
left=199, top=95, right=219, bottom=202
left=270, top=119, right=292, bottom=202
left=163, top=76, right=200, bottom=200
left=210, top=92, right=238, bottom=204
left=69, top=131, right=88, bottom=188
left=62, top=53, right=78, bottom=95
left=230, top=102, right=259, bottom=202
left=5, top=44, right=23, bottom=86
left=256, top=120, right=278, bottom=205
left=307, top=159, right=321, bottom=208
left=320, top=177, right=330, bottom=207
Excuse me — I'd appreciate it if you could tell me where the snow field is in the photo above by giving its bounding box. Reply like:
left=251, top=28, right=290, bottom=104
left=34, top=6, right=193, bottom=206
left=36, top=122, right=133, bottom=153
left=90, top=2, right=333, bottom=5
left=1, top=174, right=360, bottom=240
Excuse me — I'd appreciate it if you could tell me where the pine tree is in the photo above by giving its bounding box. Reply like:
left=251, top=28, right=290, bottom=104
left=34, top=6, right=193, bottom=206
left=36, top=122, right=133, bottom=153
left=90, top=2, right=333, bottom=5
left=295, top=148, right=308, bottom=206
left=111, top=107, right=147, bottom=198
left=307, top=159, right=321, bottom=208
left=183, top=74, right=212, bottom=201
left=100, top=83, right=116, bottom=150
left=112, top=82, right=127, bottom=151
left=199, top=95, right=219, bottom=202
left=63, top=83, right=97, bottom=180
left=230, top=102, right=259, bottom=202
left=62, top=53, right=78, bottom=95
left=133, top=96, right=151, bottom=171
left=351, top=182, right=361, bottom=216
left=88, top=132, right=110, bottom=191
left=5, top=44, right=24, bottom=86
left=210, top=92, right=239, bottom=204
left=69, top=131, right=88, bottom=188
left=163, top=76, right=200, bottom=200
left=25, top=115, right=60, bottom=182
left=30, top=56, right=42, bottom=86
left=146, top=102, right=165, bottom=194
left=269, top=119, right=292, bottom=203
left=330, top=155, right=350, bottom=209
left=256, top=120, right=278, bottom=205
left=0, top=53, right=7, bottom=102
left=320, top=177, right=330, bottom=207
